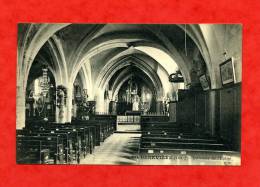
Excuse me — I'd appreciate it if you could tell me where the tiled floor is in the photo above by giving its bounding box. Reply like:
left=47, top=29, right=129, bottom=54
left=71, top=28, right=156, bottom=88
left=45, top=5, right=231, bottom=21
left=80, top=133, right=241, bottom=165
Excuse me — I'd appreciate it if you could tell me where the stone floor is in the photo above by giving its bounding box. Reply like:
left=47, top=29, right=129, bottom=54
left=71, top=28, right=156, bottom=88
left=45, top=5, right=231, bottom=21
left=80, top=133, right=241, bottom=165
left=81, top=133, right=141, bottom=165
left=116, top=124, right=140, bottom=132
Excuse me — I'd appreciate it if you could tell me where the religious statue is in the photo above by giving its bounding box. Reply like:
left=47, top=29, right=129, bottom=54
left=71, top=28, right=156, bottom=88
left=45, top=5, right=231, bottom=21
left=56, top=85, right=67, bottom=122
left=27, top=90, right=35, bottom=117
left=132, top=95, right=140, bottom=111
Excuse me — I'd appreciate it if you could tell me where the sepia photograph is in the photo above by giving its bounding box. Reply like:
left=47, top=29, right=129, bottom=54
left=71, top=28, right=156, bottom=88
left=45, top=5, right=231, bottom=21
left=16, top=23, right=242, bottom=165
left=220, top=57, right=236, bottom=85
left=199, top=74, right=210, bottom=91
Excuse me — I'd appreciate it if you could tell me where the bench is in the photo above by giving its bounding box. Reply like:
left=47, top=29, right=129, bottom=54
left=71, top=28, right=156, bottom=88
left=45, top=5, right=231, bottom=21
left=139, top=121, right=229, bottom=154
left=19, top=118, right=116, bottom=164
left=17, top=134, right=64, bottom=164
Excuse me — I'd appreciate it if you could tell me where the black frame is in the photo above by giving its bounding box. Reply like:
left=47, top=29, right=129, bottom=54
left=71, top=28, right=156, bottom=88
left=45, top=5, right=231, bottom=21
left=199, top=74, right=210, bottom=91
left=220, top=57, right=236, bottom=86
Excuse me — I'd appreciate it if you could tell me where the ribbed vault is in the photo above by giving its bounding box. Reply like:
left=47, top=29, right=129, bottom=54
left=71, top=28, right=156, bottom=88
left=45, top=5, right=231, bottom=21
left=17, top=23, right=242, bottom=128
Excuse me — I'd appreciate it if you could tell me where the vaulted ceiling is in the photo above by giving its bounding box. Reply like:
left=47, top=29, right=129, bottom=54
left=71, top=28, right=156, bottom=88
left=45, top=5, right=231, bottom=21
left=23, top=24, right=208, bottom=100
left=18, top=24, right=242, bottom=100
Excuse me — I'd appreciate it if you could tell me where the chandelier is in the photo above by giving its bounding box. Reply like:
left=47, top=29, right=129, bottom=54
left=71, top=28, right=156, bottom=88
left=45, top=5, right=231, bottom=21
left=39, top=66, right=50, bottom=97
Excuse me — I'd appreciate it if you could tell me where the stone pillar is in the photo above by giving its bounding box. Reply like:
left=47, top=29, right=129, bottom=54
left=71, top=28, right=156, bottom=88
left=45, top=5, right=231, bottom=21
left=208, top=90, right=217, bottom=136
left=59, top=106, right=66, bottom=123
left=55, top=105, right=59, bottom=123
left=109, top=101, right=117, bottom=114
left=72, top=101, right=77, bottom=118
left=169, top=101, right=177, bottom=122
left=16, top=86, right=26, bottom=129
left=104, top=99, right=110, bottom=113
left=66, top=86, right=73, bottom=123
left=156, top=101, right=163, bottom=113
left=95, top=91, right=105, bottom=113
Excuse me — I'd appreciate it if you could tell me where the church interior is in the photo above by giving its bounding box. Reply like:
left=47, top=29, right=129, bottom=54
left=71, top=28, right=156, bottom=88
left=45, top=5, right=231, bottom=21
left=16, top=23, right=242, bottom=165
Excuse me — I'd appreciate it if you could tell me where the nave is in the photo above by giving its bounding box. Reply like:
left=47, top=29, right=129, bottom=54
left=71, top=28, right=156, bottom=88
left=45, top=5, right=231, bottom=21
left=17, top=23, right=242, bottom=165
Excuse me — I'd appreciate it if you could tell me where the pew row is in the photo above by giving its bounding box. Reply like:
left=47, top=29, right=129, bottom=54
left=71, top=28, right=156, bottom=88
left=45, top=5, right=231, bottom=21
left=139, top=121, right=233, bottom=155
left=17, top=119, right=115, bottom=164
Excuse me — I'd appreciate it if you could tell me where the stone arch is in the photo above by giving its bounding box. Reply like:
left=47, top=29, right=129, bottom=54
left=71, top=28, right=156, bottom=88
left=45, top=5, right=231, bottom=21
left=17, top=28, right=69, bottom=128
left=18, top=24, right=220, bottom=90
left=35, top=54, right=57, bottom=83
left=112, top=69, right=158, bottom=101
left=70, top=32, right=191, bottom=87
left=70, top=60, right=93, bottom=100
left=17, top=23, right=227, bottom=128
left=96, top=56, right=164, bottom=98
left=176, top=24, right=217, bottom=88
left=93, top=43, right=189, bottom=84
left=94, top=56, right=166, bottom=113
left=18, top=24, right=69, bottom=91
left=22, top=34, right=68, bottom=95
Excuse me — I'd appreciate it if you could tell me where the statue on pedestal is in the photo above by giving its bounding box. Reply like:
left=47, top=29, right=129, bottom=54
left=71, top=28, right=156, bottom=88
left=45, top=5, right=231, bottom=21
left=132, top=95, right=140, bottom=111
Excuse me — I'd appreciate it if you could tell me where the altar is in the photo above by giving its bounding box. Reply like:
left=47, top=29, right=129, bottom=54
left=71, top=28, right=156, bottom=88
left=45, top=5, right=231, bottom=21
left=125, top=110, right=143, bottom=116
left=117, top=110, right=142, bottom=126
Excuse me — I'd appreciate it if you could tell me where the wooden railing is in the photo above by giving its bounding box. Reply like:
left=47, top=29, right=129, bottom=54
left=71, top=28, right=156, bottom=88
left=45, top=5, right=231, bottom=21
left=117, top=115, right=140, bottom=124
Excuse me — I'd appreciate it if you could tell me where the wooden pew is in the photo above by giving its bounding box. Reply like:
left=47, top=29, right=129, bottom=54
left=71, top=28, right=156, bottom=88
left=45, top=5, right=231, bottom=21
left=17, top=139, right=50, bottom=164
left=91, top=114, right=117, bottom=131
left=47, top=124, right=95, bottom=156
left=34, top=124, right=96, bottom=155
left=25, top=122, right=96, bottom=154
left=140, top=115, right=169, bottom=124
left=141, top=136, right=218, bottom=144
left=141, top=122, right=193, bottom=138
left=140, top=134, right=229, bottom=154
left=18, top=129, right=76, bottom=164
left=141, top=122, right=191, bottom=131
left=140, top=137, right=226, bottom=152
left=39, top=127, right=85, bottom=163
left=21, top=118, right=115, bottom=164
left=72, top=120, right=115, bottom=144
left=139, top=121, right=230, bottom=154
left=139, top=141, right=230, bottom=154
left=23, top=125, right=84, bottom=163
left=17, top=134, right=64, bottom=164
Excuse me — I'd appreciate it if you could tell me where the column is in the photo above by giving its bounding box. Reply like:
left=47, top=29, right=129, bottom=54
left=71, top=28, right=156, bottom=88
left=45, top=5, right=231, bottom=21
left=208, top=90, right=217, bottom=136
left=72, top=101, right=77, bottom=118
left=156, top=100, right=163, bottom=114
left=66, top=86, right=73, bottom=123
left=95, top=91, right=105, bottom=113
left=16, top=86, right=26, bottom=129
left=169, top=101, right=177, bottom=122
left=109, top=101, right=117, bottom=114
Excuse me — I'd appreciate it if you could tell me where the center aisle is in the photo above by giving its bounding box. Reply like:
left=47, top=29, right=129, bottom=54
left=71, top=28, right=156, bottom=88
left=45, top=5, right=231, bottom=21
left=80, top=133, right=141, bottom=165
